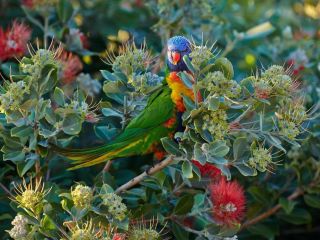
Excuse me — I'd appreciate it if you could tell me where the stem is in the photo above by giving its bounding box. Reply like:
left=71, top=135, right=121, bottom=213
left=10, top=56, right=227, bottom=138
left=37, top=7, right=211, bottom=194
left=122, top=95, right=128, bottom=130
left=241, top=187, right=304, bottom=230
left=115, top=156, right=173, bottom=194
left=43, top=16, right=49, bottom=49
left=0, top=182, right=14, bottom=198
left=193, top=75, right=198, bottom=108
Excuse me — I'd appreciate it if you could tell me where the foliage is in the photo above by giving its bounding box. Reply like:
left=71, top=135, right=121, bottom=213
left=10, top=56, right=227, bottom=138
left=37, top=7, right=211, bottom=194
left=0, top=0, right=320, bottom=240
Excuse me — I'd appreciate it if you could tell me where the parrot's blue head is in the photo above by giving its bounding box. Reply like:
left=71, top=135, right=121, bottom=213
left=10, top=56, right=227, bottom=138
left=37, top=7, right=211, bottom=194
left=167, top=36, right=191, bottom=72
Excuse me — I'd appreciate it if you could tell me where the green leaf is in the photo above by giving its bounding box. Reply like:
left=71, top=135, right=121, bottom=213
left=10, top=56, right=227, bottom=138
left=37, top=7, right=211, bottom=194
left=265, top=134, right=286, bottom=153
left=103, top=81, right=126, bottom=94
left=193, top=143, right=206, bottom=165
left=4, top=151, right=25, bottom=163
left=39, top=65, right=58, bottom=95
left=182, top=96, right=195, bottom=111
left=62, top=113, right=83, bottom=135
left=234, top=163, right=257, bottom=176
left=41, top=214, right=56, bottom=231
left=172, top=222, right=189, bottom=239
left=209, top=141, right=229, bottom=157
left=101, top=70, right=117, bottom=81
left=183, top=55, right=196, bottom=73
left=278, top=208, right=312, bottom=225
left=102, top=108, right=122, bottom=118
left=304, top=195, right=320, bottom=209
left=53, top=87, right=65, bottom=106
left=174, top=194, right=194, bottom=215
left=212, top=57, right=234, bottom=79
left=177, top=71, right=193, bottom=89
left=17, top=158, right=36, bottom=177
left=182, top=161, right=193, bottom=179
left=279, top=197, right=296, bottom=214
left=11, top=126, right=33, bottom=138
left=57, top=0, right=73, bottom=23
left=233, top=137, right=248, bottom=160
left=216, top=164, right=231, bottom=180
left=161, top=137, right=183, bottom=156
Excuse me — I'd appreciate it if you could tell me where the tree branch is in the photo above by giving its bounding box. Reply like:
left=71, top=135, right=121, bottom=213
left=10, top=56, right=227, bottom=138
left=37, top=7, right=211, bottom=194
left=115, top=156, right=173, bottom=194
left=241, top=187, right=304, bottom=230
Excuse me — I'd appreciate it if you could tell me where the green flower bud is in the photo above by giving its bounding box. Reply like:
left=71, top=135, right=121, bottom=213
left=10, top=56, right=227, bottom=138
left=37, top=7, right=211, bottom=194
left=71, top=185, right=93, bottom=208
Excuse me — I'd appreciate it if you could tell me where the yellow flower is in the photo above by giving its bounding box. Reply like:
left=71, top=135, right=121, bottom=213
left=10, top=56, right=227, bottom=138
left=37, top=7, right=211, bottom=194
left=12, top=178, right=50, bottom=216
left=71, top=185, right=93, bottom=208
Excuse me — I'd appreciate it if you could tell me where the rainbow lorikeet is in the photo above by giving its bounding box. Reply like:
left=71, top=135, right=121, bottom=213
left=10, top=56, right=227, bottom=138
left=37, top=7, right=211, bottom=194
left=54, top=36, right=195, bottom=170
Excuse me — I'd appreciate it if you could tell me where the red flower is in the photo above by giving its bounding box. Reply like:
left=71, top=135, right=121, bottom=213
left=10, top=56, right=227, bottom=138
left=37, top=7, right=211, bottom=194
left=112, top=233, right=126, bottom=240
left=0, top=21, right=31, bottom=61
left=21, top=0, right=34, bottom=8
left=192, top=160, right=222, bottom=181
left=210, top=179, right=246, bottom=226
left=58, top=51, right=83, bottom=84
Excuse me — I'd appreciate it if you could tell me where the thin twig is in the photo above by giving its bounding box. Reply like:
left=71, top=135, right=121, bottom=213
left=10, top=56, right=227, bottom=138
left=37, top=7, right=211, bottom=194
left=241, top=187, right=304, bottom=230
left=115, top=156, right=173, bottom=194
left=0, top=182, right=14, bottom=198
left=103, top=161, right=112, bottom=172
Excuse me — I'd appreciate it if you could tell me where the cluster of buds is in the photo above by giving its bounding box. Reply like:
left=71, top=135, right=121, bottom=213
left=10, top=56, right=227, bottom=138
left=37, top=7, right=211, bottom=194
left=251, top=65, right=295, bottom=99
left=201, top=109, right=229, bottom=140
left=71, top=184, right=94, bottom=208
left=198, top=71, right=241, bottom=98
left=189, top=42, right=214, bottom=70
left=106, top=42, right=152, bottom=76
left=276, top=99, right=307, bottom=140
left=0, top=81, right=30, bottom=111
left=102, top=193, right=127, bottom=221
left=20, top=48, right=60, bottom=83
left=248, top=146, right=273, bottom=172
left=6, top=214, right=29, bottom=240
left=12, top=178, right=50, bottom=216
left=131, top=72, right=163, bottom=94
left=64, top=100, right=99, bottom=123
left=0, top=21, right=31, bottom=61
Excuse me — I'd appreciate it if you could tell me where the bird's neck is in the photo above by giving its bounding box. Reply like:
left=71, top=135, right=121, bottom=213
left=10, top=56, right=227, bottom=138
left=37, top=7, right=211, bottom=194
left=166, top=72, right=195, bottom=112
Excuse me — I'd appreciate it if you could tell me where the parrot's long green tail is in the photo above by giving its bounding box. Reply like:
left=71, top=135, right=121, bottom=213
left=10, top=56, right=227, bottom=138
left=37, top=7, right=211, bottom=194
left=52, top=133, right=147, bottom=170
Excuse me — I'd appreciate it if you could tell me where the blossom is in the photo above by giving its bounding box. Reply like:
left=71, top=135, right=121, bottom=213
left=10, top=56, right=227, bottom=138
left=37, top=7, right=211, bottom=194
left=210, top=179, right=246, bottom=226
left=6, top=214, right=29, bottom=240
left=192, top=160, right=221, bottom=180
left=58, top=51, right=83, bottom=84
left=71, top=184, right=93, bottom=208
left=112, top=233, right=126, bottom=240
left=248, top=146, right=273, bottom=172
left=102, top=193, right=127, bottom=221
left=0, top=21, right=31, bottom=61
left=12, top=178, right=50, bottom=215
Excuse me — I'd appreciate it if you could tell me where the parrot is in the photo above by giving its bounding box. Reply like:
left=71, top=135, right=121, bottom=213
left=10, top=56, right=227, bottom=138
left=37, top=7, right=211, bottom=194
left=54, top=36, right=195, bottom=170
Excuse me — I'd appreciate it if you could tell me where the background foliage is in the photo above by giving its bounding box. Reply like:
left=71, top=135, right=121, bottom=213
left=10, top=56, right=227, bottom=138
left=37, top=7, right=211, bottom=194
left=0, top=0, right=320, bottom=239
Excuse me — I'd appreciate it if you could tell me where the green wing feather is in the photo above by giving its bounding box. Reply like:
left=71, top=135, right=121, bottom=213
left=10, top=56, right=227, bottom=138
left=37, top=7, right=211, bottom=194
left=53, top=85, right=175, bottom=170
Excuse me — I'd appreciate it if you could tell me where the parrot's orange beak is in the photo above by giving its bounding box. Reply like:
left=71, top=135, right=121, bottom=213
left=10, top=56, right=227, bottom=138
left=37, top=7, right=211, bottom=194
left=171, top=51, right=181, bottom=65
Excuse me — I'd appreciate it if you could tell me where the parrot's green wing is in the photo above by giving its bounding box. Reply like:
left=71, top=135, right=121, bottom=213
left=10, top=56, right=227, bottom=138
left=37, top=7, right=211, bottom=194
left=53, top=85, right=175, bottom=170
